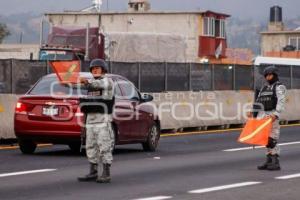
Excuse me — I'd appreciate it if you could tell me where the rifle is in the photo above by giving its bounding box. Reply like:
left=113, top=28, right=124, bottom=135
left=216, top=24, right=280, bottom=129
left=80, top=114, right=87, bottom=153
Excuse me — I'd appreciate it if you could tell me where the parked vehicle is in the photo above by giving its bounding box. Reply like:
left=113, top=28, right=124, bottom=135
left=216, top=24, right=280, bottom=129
left=14, top=73, right=160, bottom=154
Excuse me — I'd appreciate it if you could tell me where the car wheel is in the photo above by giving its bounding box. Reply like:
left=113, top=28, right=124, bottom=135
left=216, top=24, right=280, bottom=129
left=142, top=123, right=160, bottom=152
left=19, top=139, right=37, bottom=154
left=68, top=143, right=81, bottom=153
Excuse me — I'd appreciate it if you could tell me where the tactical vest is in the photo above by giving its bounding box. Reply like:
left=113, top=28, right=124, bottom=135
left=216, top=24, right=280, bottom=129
left=80, top=77, right=115, bottom=114
left=256, top=81, right=282, bottom=111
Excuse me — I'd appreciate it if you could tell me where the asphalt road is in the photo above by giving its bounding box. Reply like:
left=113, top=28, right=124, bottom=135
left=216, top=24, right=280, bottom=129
left=1, top=125, right=300, bottom=200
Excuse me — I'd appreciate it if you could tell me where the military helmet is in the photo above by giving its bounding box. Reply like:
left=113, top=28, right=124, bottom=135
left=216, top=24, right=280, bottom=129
left=89, top=59, right=108, bottom=73
left=263, top=66, right=278, bottom=77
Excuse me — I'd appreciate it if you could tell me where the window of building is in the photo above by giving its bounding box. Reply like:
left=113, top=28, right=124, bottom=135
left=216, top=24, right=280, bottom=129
left=220, top=20, right=226, bottom=38
left=215, top=20, right=220, bottom=37
left=289, top=37, right=300, bottom=50
left=203, top=17, right=215, bottom=37
left=215, top=19, right=226, bottom=38
left=134, top=4, right=139, bottom=11
left=203, top=18, right=208, bottom=35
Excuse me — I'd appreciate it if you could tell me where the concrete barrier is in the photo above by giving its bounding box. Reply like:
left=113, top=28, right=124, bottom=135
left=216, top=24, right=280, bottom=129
left=281, top=90, right=300, bottom=121
left=0, top=94, right=18, bottom=139
left=152, top=91, right=253, bottom=130
left=151, top=90, right=300, bottom=130
left=192, top=91, right=221, bottom=127
left=1, top=90, right=300, bottom=139
left=151, top=92, right=180, bottom=130
left=214, top=90, right=253, bottom=125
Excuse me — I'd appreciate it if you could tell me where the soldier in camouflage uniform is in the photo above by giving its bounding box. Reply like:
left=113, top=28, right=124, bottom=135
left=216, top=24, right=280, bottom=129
left=77, top=59, right=115, bottom=183
left=251, top=66, right=286, bottom=171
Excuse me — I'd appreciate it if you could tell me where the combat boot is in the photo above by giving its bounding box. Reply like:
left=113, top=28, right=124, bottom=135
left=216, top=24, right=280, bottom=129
left=267, top=154, right=281, bottom=171
left=78, top=163, right=98, bottom=182
left=96, top=164, right=111, bottom=183
left=257, top=154, right=272, bottom=170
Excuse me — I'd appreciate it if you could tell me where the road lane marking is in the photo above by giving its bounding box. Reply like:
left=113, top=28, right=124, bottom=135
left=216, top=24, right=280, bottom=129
left=1, top=124, right=300, bottom=151
left=0, top=146, right=22, bottom=150
left=282, top=123, right=300, bottom=128
left=0, top=144, right=52, bottom=150
left=0, top=103, right=4, bottom=112
left=223, top=146, right=264, bottom=152
left=132, top=196, right=172, bottom=200
left=223, top=141, right=300, bottom=152
left=0, top=169, right=57, bottom=178
left=278, top=141, right=300, bottom=146
left=162, top=123, right=300, bottom=138
left=188, top=182, right=262, bottom=194
left=275, top=173, right=300, bottom=180
left=162, top=128, right=241, bottom=137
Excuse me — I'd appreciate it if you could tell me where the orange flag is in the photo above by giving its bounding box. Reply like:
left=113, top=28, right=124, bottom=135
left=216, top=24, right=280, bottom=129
left=50, top=61, right=81, bottom=83
left=238, top=118, right=272, bottom=146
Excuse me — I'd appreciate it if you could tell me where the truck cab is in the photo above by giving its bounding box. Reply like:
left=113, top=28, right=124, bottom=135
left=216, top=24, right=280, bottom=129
left=40, top=26, right=105, bottom=61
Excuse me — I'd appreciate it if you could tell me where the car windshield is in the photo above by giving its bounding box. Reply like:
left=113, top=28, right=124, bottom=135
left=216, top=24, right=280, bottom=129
left=29, top=77, right=88, bottom=96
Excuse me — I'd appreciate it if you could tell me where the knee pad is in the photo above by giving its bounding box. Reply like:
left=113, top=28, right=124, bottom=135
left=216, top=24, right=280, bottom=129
left=266, top=137, right=277, bottom=149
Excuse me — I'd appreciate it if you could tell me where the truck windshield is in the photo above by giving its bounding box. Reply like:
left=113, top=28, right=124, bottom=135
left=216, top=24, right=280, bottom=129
left=39, top=50, right=75, bottom=61
left=51, top=35, right=86, bottom=47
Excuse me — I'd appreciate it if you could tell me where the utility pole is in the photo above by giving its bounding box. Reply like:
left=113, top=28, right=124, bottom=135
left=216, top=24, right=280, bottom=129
left=19, top=32, right=23, bottom=44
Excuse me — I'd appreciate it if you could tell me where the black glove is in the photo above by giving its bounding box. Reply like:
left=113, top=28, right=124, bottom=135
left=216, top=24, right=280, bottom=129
left=266, top=137, right=277, bottom=149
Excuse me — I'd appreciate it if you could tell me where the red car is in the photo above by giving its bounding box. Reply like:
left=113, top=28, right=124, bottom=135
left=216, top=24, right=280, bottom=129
left=14, top=73, right=160, bottom=154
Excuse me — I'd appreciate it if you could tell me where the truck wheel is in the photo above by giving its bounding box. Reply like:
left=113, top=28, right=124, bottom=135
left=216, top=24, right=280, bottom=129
left=19, top=139, right=37, bottom=154
left=142, top=123, right=160, bottom=152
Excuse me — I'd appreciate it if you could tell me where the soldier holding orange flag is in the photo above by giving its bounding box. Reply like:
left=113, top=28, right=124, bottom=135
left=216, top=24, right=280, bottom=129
left=58, top=59, right=115, bottom=183
left=249, top=66, right=286, bottom=171
left=76, top=59, right=115, bottom=183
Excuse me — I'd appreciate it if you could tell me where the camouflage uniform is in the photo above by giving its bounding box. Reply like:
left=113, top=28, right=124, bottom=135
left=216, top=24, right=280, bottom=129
left=255, top=66, right=287, bottom=171
left=85, top=75, right=115, bottom=165
left=78, top=73, right=115, bottom=183
left=256, top=83, right=287, bottom=155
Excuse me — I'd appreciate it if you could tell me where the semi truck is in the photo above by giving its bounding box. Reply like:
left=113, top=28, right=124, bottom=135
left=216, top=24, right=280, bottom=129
left=39, top=26, right=105, bottom=61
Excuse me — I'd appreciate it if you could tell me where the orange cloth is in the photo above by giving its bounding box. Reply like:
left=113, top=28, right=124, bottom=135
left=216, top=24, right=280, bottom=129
left=238, top=118, right=273, bottom=146
left=50, top=61, right=80, bottom=83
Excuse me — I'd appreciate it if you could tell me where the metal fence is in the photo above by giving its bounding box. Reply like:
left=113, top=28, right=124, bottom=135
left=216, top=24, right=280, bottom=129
left=108, top=62, right=255, bottom=92
left=0, top=60, right=47, bottom=94
left=107, top=62, right=299, bottom=91
left=0, top=59, right=298, bottom=94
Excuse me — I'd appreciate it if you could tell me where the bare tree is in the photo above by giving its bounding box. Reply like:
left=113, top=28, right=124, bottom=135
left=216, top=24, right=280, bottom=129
left=0, top=23, right=10, bottom=43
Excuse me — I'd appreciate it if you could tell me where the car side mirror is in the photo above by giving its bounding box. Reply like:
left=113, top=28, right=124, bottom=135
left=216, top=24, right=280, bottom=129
left=141, top=93, right=153, bottom=103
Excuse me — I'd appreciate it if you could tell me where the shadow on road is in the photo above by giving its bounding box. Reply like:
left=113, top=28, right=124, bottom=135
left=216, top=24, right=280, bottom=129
left=32, top=145, right=145, bottom=157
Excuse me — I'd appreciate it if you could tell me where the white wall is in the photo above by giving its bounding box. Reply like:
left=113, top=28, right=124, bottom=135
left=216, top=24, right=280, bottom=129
left=46, top=12, right=201, bottom=62
left=101, top=13, right=199, bottom=62
left=0, top=44, right=40, bottom=60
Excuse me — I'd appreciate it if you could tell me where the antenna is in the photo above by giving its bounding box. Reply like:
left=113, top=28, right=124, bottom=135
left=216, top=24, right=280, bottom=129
left=93, top=0, right=102, bottom=11
left=82, top=0, right=102, bottom=12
